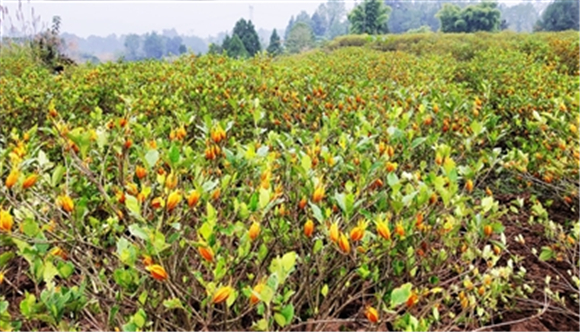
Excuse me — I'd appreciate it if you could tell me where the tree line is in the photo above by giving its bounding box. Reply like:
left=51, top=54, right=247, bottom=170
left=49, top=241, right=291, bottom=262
left=208, top=0, right=578, bottom=58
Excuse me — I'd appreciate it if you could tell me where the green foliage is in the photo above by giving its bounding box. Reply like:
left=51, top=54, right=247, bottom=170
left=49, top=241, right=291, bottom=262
left=142, top=32, right=165, bottom=59
left=285, top=22, right=315, bottom=54
left=232, top=19, right=262, bottom=56
left=225, top=34, right=249, bottom=58
left=437, top=2, right=501, bottom=33
left=535, top=0, right=580, bottom=31
left=0, top=31, right=578, bottom=331
left=348, top=0, right=391, bottom=34
left=266, top=29, right=283, bottom=56
left=386, top=0, right=441, bottom=33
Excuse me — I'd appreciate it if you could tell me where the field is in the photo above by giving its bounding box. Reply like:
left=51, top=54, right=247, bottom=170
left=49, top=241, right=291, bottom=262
left=0, top=31, right=579, bottom=331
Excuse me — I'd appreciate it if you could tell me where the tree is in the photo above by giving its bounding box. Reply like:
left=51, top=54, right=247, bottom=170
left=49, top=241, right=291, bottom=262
left=232, top=18, right=262, bottom=56
left=124, top=34, right=141, bottom=60
left=498, top=3, right=539, bottom=32
left=535, top=0, right=579, bottom=31
left=285, top=22, right=315, bottom=54
left=386, top=1, right=441, bottom=33
left=165, top=36, right=184, bottom=56
left=311, top=11, right=327, bottom=37
left=266, top=29, right=283, bottom=55
left=348, top=0, right=391, bottom=34
left=224, top=34, right=249, bottom=58
left=284, top=16, right=295, bottom=41
left=143, top=32, right=165, bottom=59
left=437, top=2, right=501, bottom=33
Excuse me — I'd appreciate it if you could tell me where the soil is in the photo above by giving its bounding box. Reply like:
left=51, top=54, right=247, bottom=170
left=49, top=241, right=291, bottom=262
left=490, top=193, right=580, bottom=332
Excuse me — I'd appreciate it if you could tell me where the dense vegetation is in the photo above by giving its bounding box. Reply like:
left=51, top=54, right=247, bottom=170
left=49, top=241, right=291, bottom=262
left=0, top=31, right=579, bottom=331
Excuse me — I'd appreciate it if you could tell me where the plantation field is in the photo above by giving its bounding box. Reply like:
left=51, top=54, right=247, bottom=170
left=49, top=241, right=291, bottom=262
left=0, top=32, right=579, bottom=331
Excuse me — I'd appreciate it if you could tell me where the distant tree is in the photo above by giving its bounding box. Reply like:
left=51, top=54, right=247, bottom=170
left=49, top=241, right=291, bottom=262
left=284, top=16, right=295, bottom=40
left=285, top=22, right=315, bottom=54
left=348, top=0, right=391, bottom=34
left=124, top=34, right=141, bottom=60
left=437, top=2, right=501, bottom=33
left=178, top=44, right=187, bottom=54
left=311, top=11, right=327, bottom=37
left=208, top=43, right=223, bottom=55
left=266, top=29, right=283, bottom=55
left=386, top=0, right=441, bottom=33
left=499, top=3, right=539, bottom=32
left=165, top=36, right=184, bottom=56
left=143, top=32, right=165, bottom=59
left=224, top=34, right=249, bottom=58
left=535, top=0, right=579, bottom=31
left=232, top=18, right=261, bottom=56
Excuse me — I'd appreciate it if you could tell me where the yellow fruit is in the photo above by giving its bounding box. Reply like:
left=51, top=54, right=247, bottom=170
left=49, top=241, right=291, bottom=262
left=187, top=190, right=201, bottom=207
left=338, top=233, right=350, bottom=254
left=312, top=185, right=325, bottom=203
left=365, top=306, right=379, bottom=323
left=484, top=225, right=493, bottom=237
left=465, top=179, right=474, bottom=193
left=166, top=190, right=182, bottom=212
left=58, top=195, right=74, bottom=213
left=136, top=166, right=147, bottom=179
left=198, top=246, right=214, bottom=263
left=0, top=209, right=14, bottom=233
left=22, top=174, right=38, bottom=189
left=146, top=264, right=168, bottom=281
left=377, top=221, right=391, bottom=240
left=350, top=226, right=364, bottom=242
left=329, top=222, right=339, bottom=243
left=250, top=283, right=264, bottom=304
left=212, top=286, right=233, bottom=304
left=249, top=222, right=260, bottom=241
left=5, top=168, right=19, bottom=189
left=304, top=219, right=314, bottom=238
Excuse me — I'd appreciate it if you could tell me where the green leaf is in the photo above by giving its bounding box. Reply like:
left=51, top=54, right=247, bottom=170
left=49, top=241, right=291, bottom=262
left=199, top=222, right=213, bottom=242
left=168, top=145, right=180, bottom=165
left=259, top=188, right=270, bottom=210
left=43, top=261, right=59, bottom=284
left=539, top=246, right=554, bottom=261
left=281, top=251, right=297, bottom=272
left=145, top=150, right=159, bottom=169
left=51, top=165, right=65, bottom=187
left=301, top=154, right=312, bottom=172
left=274, top=313, right=287, bottom=327
left=259, top=285, right=274, bottom=304
left=125, top=195, right=141, bottom=219
left=321, top=284, right=329, bottom=297
left=163, top=298, right=184, bottom=310
left=57, top=261, right=74, bottom=279
left=280, top=304, right=294, bottom=326
left=21, top=219, right=40, bottom=237
left=387, top=172, right=399, bottom=187
left=128, top=224, right=148, bottom=240
left=0, top=252, right=14, bottom=268
left=310, top=203, right=324, bottom=223
left=391, top=283, right=413, bottom=307
left=254, top=318, right=268, bottom=331
left=133, top=309, right=146, bottom=328
left=411, top=137, right=427, bottom=149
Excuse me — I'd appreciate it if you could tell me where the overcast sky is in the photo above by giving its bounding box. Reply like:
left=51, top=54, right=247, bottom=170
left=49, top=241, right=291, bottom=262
left=1, top=0, right=358, bottom=38
left=1, top=0, right=526, bottom=39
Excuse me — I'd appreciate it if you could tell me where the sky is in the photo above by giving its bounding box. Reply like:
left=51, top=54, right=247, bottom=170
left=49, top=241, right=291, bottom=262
left=1, top=0, right=357, bottom=38
left=1, top=0, right=527, bottom=39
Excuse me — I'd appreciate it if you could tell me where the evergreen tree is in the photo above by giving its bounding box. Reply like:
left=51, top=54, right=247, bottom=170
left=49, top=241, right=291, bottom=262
left=266, top=29, right=283, bottom=55
left=224, top=34, right=249, bottom=58
left=437, top=2, right=501, bottom=33
left=232, top=18, right=261, bottom=56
